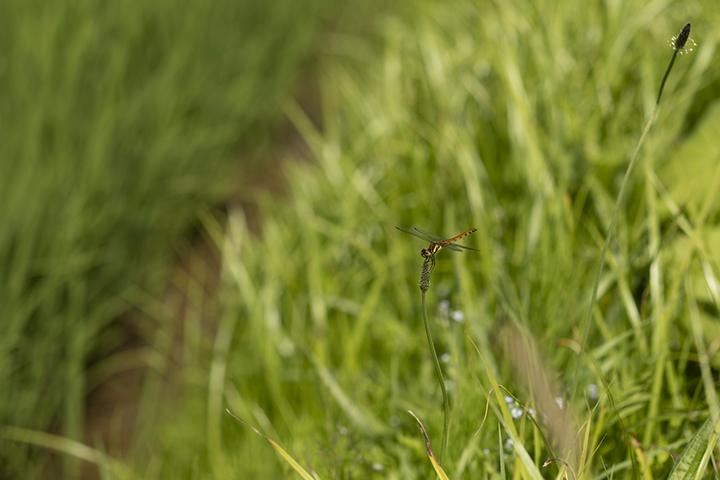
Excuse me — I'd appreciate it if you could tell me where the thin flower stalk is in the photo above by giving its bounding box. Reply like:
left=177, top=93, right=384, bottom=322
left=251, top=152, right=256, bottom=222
left=572, top=23, right=696, bottom=403
left=419, top=259, right=450, bottom=465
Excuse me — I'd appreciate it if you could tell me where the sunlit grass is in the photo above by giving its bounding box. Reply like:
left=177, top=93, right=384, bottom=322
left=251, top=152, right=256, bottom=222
left=3, top=0, right=720, bottom=478
left=203, top=2, right=718, bottom=478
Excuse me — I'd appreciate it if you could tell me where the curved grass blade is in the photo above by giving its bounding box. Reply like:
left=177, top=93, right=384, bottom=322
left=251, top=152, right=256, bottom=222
left=226, top=409, right=318, bottom=480
left=408, top=410, right=450, bottom=480
left=0, top=425, right=131, bottom=477
left=465, top=334, right=545, bottom=480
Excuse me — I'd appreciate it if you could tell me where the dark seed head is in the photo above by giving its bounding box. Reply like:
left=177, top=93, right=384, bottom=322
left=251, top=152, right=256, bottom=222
left=674, top=23, right=691, bottom=50
left=669, top=23, right=696, bottom=55
left=419, top=260, right=432, bottom=292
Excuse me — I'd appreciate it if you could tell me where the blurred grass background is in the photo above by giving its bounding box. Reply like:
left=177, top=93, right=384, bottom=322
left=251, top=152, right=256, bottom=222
left=2, top=0, right=720, bottom=478
left=0, top=0, right=335, bottom=476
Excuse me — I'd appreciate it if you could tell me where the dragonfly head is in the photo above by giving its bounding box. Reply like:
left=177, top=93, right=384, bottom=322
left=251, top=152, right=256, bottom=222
left=421, top=248, right=431, bottom=258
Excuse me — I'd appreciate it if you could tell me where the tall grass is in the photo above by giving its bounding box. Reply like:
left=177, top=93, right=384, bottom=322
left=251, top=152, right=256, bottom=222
left=0, top=0, right=327, bottom=477
left=205, top=0, right=718, bottom=478
left=4, top=0, right=720, bottom=478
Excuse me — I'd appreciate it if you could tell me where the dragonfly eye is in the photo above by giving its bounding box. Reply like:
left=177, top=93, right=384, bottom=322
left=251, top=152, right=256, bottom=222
left=421, top=248, right=430, bottom=258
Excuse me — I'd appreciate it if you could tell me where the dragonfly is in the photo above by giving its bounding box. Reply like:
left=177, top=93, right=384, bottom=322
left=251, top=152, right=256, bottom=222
left=396, top=226, right=480, bottom=269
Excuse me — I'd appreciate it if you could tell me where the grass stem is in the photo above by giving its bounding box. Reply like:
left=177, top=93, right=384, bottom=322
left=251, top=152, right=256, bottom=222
left=420, top=265, right=450, bottom=465
left=571, top=41, right=686, bottom=403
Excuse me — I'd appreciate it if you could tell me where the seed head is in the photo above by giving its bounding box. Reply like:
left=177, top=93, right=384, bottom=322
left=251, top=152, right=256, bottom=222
left=419, top=260, right=432, bottom=292
left=669, top=23, right=696, bottom=55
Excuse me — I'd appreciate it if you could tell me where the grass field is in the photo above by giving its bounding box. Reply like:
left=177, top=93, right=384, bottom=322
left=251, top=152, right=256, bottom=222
left=0, top=0, right=329, bottom=477
left=2, top=0, right=720, bottom=478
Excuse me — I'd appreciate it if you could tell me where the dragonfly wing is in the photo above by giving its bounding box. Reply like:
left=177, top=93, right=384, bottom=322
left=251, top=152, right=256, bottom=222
left=452, top=244, right=481, bottom=252
left=412, top=227, right=447, bottom=242
left=396, top=226, right=434, bottom=242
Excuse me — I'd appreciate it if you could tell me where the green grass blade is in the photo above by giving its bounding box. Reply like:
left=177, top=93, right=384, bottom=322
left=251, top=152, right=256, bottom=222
left=0, top=425, right=131, bottom=477
left=665, top=403, right=720, bottom=480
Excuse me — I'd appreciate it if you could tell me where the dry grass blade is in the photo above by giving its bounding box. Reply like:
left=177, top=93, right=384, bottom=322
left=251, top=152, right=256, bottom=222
left=407, top=411, right=449, bottom=480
